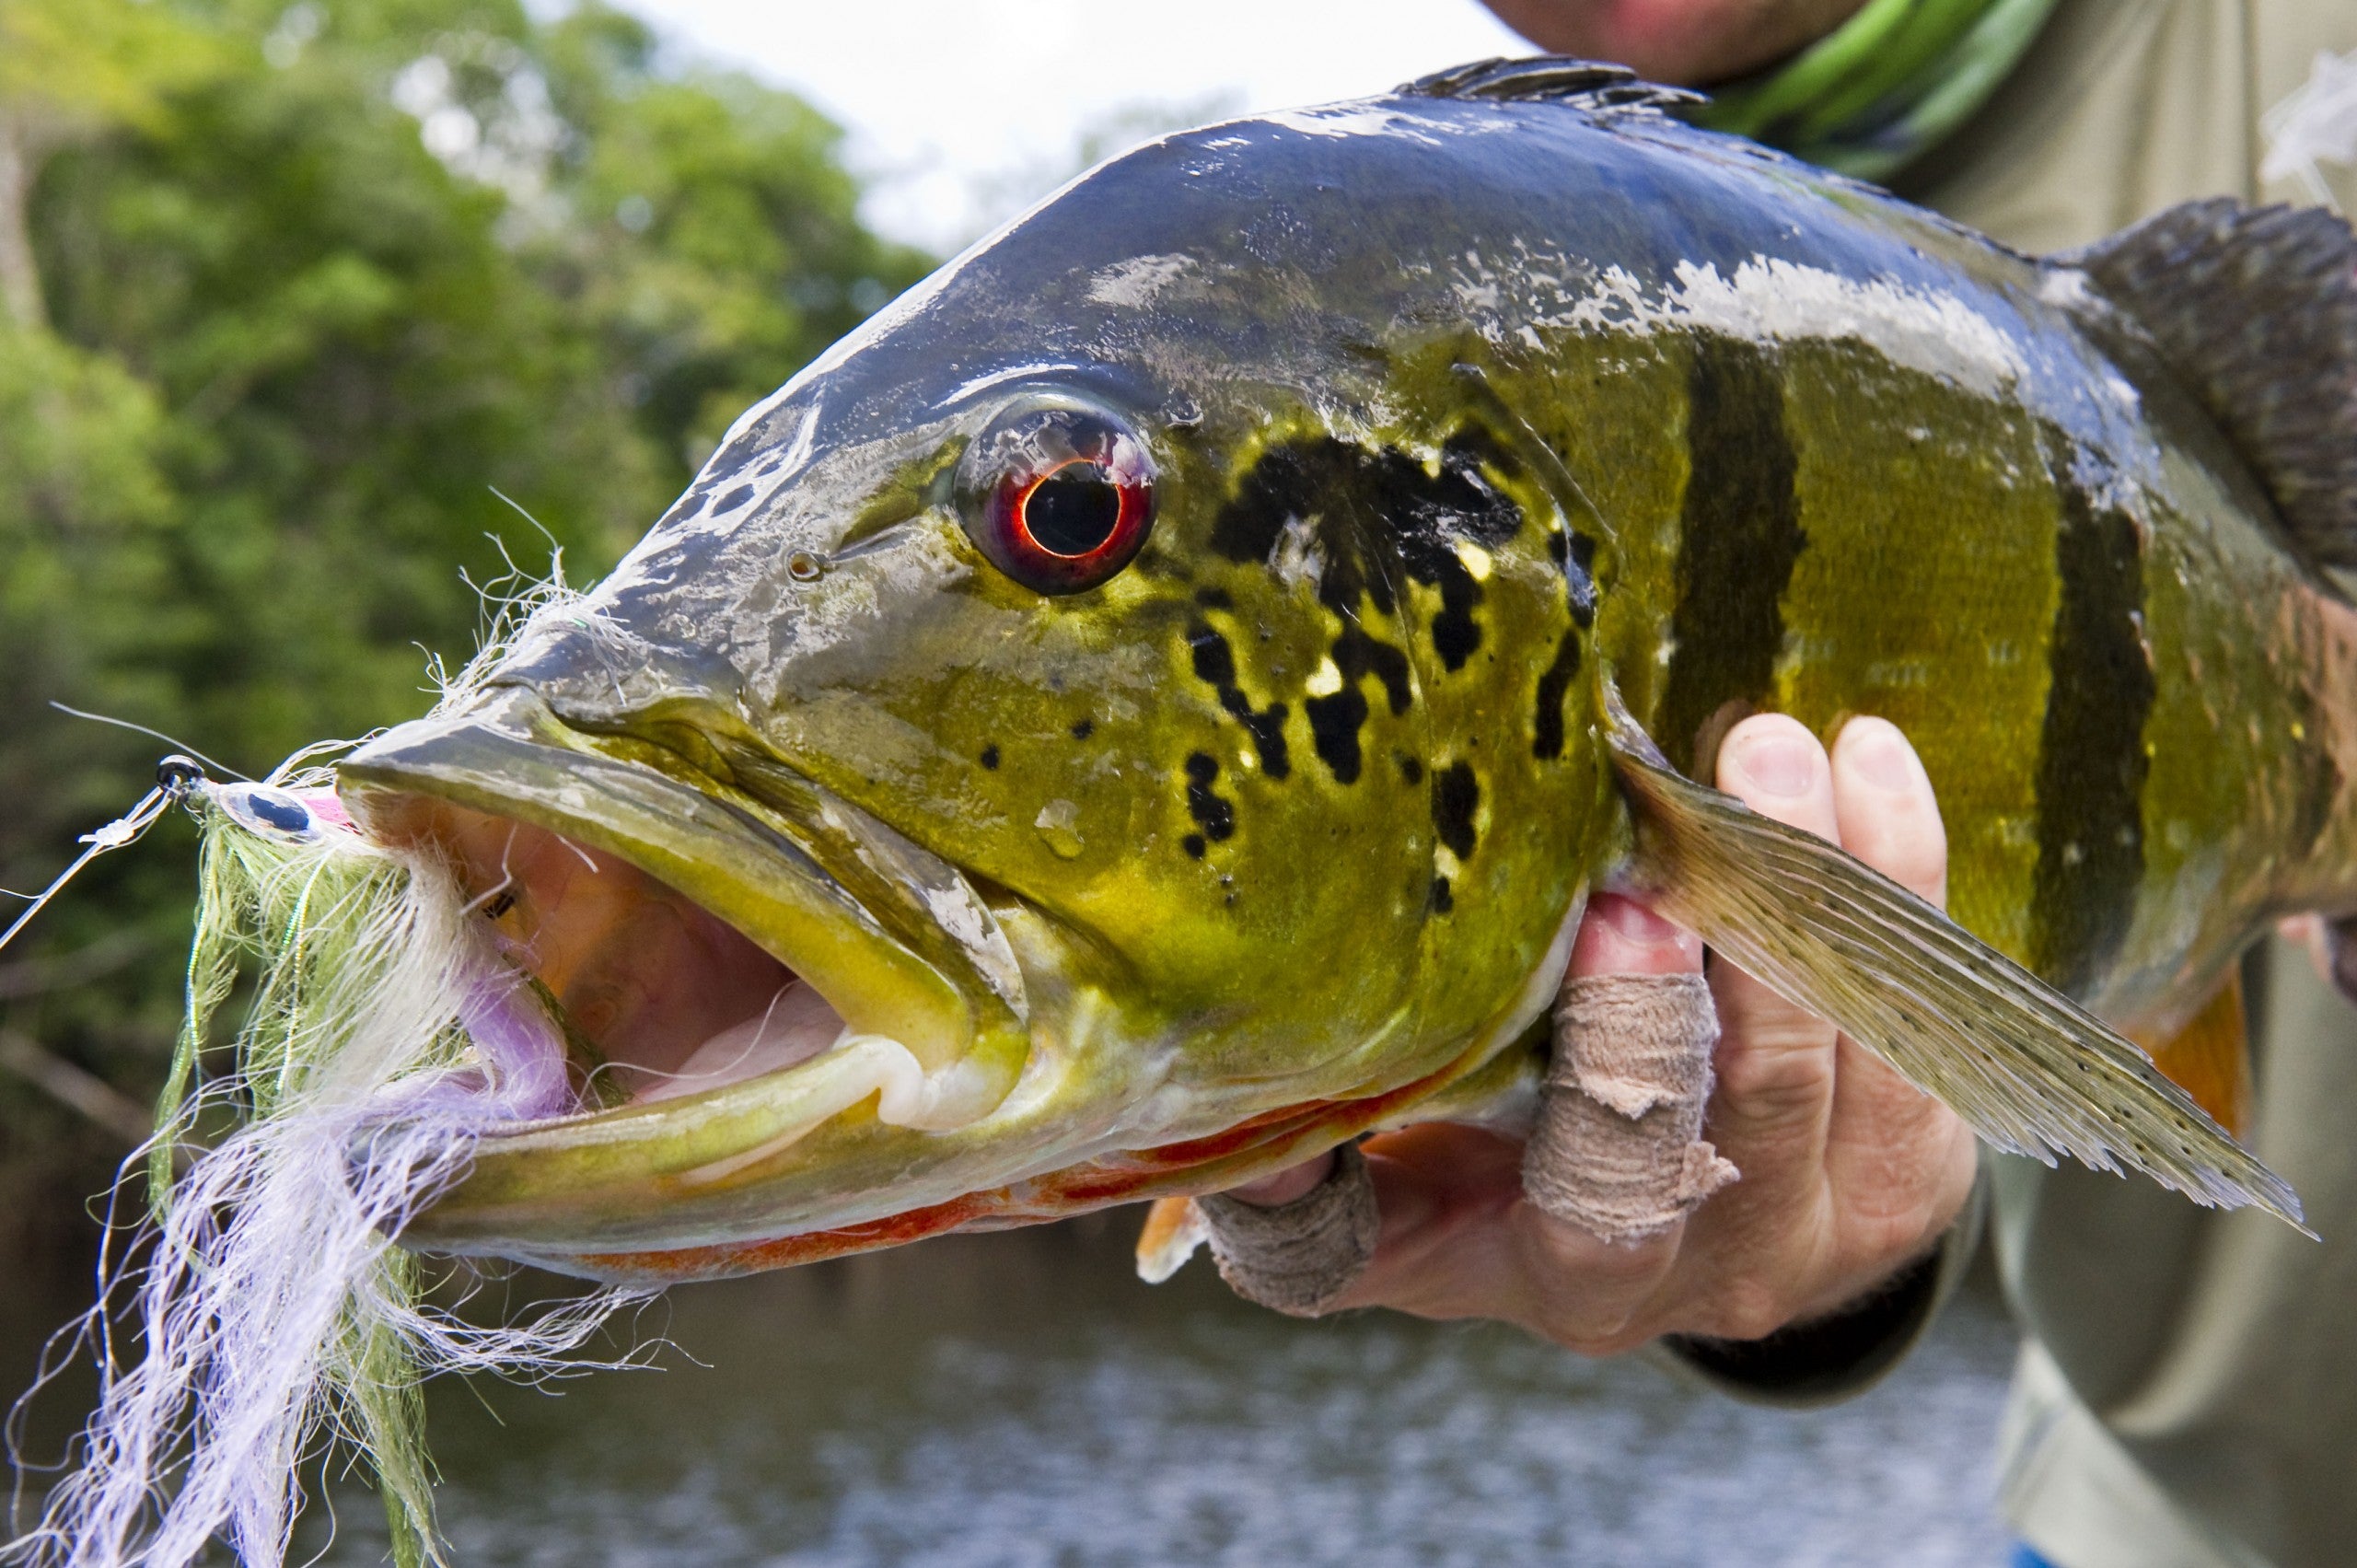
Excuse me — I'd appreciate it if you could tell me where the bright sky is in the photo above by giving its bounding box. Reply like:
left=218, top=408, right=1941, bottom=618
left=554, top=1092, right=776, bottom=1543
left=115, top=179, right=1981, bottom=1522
left=613, top=1, right=1533, bottom=253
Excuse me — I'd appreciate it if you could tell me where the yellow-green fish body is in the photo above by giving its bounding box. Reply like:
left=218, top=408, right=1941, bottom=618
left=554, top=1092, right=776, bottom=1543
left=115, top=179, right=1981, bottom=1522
left=341, top=61, right=2350, bottom=1279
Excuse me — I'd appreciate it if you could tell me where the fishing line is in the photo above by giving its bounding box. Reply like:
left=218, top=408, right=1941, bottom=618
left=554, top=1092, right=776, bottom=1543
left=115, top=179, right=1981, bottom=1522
left=0, top=765, right=197, bottom=961
left=46, top=705, right=252, bottom=783
left=0, top=698, right=259, bottom=958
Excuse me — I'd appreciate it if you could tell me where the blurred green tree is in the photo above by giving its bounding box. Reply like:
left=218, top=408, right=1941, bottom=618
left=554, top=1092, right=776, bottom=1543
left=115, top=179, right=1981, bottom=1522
left=0, top=0, right=931, bottom=1223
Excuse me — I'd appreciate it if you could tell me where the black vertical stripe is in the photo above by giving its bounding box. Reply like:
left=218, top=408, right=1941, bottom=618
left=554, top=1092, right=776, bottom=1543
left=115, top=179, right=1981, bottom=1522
left=2029, top=449, right=2154, bottom=994
left=1657, top=338, right=1805, bottom=776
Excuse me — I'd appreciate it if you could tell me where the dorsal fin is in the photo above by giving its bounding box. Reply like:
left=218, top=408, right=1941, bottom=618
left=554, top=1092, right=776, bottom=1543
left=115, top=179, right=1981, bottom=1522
left=2061, top=199, right=2357, bottom=568
left=1398, top=56, right=1703, bottom=115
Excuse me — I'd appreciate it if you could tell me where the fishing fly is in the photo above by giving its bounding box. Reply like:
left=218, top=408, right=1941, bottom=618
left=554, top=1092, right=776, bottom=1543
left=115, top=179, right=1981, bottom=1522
left=4, top=753, right=645, bottom=1568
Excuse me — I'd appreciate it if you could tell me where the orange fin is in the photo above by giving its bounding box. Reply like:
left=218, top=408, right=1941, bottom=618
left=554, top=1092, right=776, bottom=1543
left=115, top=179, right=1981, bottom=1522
left=1134, top=1197, right=1208, bottom=1283
left=2130, top=971, right=2255, bottom=1139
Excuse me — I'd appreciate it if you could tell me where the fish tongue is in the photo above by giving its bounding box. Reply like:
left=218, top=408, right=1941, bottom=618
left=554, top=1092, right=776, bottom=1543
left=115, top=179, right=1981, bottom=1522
left=634, top=981, right=846, bottom=1103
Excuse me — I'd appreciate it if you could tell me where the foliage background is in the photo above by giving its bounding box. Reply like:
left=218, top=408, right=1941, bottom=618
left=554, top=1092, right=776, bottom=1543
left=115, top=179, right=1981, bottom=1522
left=0, top=0, right=931, bottom=1237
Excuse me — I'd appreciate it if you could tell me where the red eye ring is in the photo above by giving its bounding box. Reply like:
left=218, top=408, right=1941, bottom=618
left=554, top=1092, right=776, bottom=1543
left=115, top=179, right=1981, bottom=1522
left=957, top=400, right=1156, bottom=594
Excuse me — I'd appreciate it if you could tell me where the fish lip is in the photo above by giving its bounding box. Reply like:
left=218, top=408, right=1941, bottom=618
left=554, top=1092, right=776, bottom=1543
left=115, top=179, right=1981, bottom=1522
left=335, top=684, right=1040, bottom=1253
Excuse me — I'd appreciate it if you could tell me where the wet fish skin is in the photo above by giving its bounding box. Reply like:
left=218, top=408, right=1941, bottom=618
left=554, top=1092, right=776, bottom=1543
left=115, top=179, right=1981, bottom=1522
left=343, top=80, right=2350, bottom=1274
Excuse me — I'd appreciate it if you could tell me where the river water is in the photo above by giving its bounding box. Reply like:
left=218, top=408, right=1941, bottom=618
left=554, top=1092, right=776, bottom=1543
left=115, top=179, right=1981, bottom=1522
left=6, top=1217, right=2016, bottom=1566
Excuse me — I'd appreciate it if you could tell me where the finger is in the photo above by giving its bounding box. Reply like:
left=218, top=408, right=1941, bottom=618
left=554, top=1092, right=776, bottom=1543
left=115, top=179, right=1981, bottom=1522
left=1341, top=893, right=1696, bottom=1340
left=1701, top=715, right=1843, bottom=1159
left=1222, top=1150, right=1336, bottom=1207
left=1715, top=712, right=1841, bottom=842
left=1817, top=718, right=1973, bottom=1277
left=2278, top=913, right=2335, bottom=990
left=1828, top=717, right=1946, bottom=906
left=1334, top=1124, right=1526, bottom=1318
left=1339, top=1124, right=1679, bottom=1353
left=1569, top=891, right=1704, bottom=979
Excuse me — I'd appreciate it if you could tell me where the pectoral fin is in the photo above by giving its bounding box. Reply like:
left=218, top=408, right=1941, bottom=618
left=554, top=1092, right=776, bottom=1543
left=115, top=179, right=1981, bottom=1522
left=1134, top=1196, right=1209, bottom=1283
left=1604, top=704, right=2304, bottom=1229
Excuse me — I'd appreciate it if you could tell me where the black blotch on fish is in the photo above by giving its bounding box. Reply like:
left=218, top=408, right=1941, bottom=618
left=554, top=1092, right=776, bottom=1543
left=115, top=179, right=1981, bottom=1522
left=1070, top=718, right=1095, bottom=740
left=1187, top=622, right=1235, bottom=685
left=1303, top=687, right=1371, bottom=784
left=1332, top=625, right=1412, bottom=714
left=1658, top=339, right=1805, bottom=776
left=1183, top=751, right=1237, bottom=842
left=1183, top=832, right=1207, bottom=859
left=1431, top=876, right=1455, bottom=914
left=1210, top=442, right=1319, bottom=566
left=1210, top=430, right=1536, bottom=780
left=1533, top=631, right=1583, bottom=760
left=2030, top=438, right=2154, bottom=993
left=1396, top=752, right=1423, bottom=785
left=1432, top=761, right=1480, bottom=858
left=1292, top=623, right=1415, bottom=786
left=980, top=744, right=1001, bottom=770
left=1194, top=587, right=1234, bottom=610
left=714, top=483, right=756, bottom=514
left=1428, top=584, right=1481, bottom=668
left=1187, top=621, right=1292, bottom=778
left=1209, top=429, right=1525, bottom=645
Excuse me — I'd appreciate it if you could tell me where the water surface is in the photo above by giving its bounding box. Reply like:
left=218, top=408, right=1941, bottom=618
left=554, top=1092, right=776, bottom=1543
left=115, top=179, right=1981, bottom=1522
left=6, top=1216, right=2014, bottom=1565
left=189, top=1220, right=2024, bottom=1566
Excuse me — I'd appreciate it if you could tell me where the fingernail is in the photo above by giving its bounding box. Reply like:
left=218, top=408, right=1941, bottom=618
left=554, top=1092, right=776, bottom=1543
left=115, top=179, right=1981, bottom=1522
left=1596, top=892, right=1680, bottom=943
left=1731, top=729, right=1816, bottom=797
left=1845, top=720, right=1916, bottom=793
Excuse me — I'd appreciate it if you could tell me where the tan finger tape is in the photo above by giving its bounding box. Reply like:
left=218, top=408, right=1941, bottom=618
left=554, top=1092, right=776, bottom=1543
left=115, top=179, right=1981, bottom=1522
left=1522, top=970, right=1739, bottom=1244
left=1194, top=1142, right=1379, bottom=1318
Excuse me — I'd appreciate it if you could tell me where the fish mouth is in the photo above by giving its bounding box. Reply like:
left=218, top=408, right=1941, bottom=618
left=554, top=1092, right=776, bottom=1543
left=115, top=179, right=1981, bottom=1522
left=338, top=685, right=1057, bottom=1268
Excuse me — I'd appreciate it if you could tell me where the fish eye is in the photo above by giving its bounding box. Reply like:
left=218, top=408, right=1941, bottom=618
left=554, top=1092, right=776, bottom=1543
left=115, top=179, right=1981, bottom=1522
left=955, top=398, right=1156, bottom=594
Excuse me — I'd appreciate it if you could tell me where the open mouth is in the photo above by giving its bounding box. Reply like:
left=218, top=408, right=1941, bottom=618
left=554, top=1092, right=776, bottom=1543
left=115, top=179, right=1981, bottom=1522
left=336, top=685, right=1043, bottom=1259
left=434, top=808, right=842, bottom=1109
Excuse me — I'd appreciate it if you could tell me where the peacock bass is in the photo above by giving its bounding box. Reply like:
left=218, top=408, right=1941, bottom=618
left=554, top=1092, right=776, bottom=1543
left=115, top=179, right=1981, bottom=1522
left=336, top=58, right=2357, bottom=1283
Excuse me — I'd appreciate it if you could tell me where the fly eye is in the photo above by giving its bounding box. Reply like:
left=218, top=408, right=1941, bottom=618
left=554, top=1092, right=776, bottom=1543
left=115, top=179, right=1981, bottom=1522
left=957, top=400, right=1155, bottom=594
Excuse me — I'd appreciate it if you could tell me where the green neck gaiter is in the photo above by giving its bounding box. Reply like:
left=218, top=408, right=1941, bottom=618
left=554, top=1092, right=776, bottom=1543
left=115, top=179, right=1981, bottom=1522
left=1690, top=0, right=2061, bottom=181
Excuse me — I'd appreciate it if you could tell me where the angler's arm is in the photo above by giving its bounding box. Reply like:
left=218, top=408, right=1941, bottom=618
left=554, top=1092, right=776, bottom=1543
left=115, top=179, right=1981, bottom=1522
left=1223, top=714, right=1981, bottom=1389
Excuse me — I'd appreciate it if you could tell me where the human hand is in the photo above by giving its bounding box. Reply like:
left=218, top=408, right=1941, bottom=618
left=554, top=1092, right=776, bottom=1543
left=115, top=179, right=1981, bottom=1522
left=1220, top=713, right=1979, bottom=1353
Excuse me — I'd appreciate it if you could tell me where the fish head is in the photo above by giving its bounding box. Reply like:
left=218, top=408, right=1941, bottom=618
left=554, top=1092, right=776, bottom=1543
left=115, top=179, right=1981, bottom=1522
left=339, top=101, right=1621, bottom=1280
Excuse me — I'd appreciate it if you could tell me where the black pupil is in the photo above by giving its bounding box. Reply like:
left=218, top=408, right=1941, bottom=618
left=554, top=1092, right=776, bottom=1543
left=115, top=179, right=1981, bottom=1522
left=1024, top=466, right=1121, bottom=556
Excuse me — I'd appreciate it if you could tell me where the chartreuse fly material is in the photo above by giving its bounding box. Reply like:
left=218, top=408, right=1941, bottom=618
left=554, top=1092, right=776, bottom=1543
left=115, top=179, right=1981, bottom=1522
left=6, top=767, right=640, bottom=1568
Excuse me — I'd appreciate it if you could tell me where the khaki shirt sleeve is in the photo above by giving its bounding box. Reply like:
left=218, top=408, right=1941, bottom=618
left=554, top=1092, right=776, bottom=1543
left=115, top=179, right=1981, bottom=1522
left=1646, top=1166, right=1991, bottom=1409
left=1897, top=0, right=2357, bottom=252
